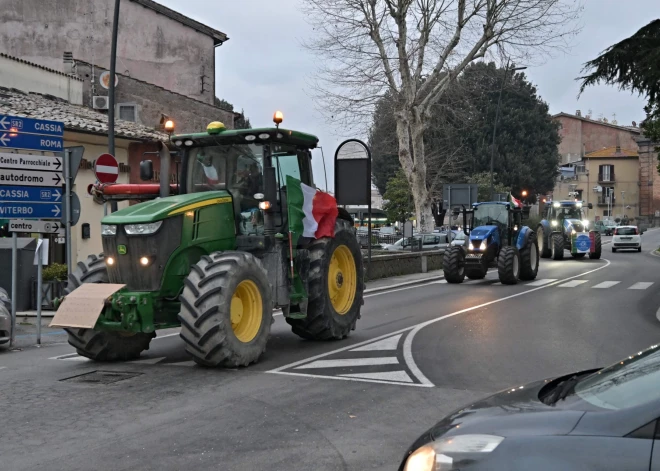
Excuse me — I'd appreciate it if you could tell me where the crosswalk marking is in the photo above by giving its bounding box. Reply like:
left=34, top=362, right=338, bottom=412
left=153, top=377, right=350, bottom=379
left=293, top=357, right=399, bottom=370
left=351, top=334, right=401, bottom=351
left=629, top=282, right=654, bottom=290
left=557, top=280, right=589, bottom=288
left=339, top=371, right=413, bottom=383
left=592, top=281, right=620, bottom=289
left=526, top=279, right=557, bottom=286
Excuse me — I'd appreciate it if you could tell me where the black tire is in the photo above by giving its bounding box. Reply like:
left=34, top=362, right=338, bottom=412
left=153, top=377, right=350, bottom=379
left=612, top=248, right=617, bottom=253
left=638, top=247, right=642, bottom=252
left=537, top=225, right=551, bottom=258
left=498, top=246, right=521, bottom=285
left=63, top=253, right=155, bottom=361
left=519, top=230, right=539, bottom=281
left=571, top=253, right=586, bottom=259
left=443, top=246, right=466, bottom=283
left=466, top=267, right=487, bottom=280
left=551, top=233, right=564, bottom=260
left=179, top=251, right=273, bottom=367
left=287, top=220, right=364, bottom=340
left=588, top=232, right=602, bottom=259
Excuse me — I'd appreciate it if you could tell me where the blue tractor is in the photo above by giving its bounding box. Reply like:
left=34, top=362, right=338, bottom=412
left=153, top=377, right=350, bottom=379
left=537, top=200, right=601, bottom=260
left=443, top=202, right=539, bottom=285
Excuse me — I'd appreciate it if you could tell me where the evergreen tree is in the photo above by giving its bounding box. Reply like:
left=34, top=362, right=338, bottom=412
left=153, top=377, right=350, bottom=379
left=382, top=170, right=414, bottom=224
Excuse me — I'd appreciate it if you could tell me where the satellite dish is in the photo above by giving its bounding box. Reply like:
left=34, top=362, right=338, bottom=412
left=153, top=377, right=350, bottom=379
left=99, top=71, right=119, bottom=90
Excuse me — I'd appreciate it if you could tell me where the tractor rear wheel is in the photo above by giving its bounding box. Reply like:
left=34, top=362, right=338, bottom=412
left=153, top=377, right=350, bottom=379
left=178, top=251, right=273, bottom=367
left=287, top=220, right=364, bottom=340
left=443, top=246, right=466, bottom=283
left=537, top=225, right=551, bottom=258
left=63, top=254, right=155, bottom=361
left=551, top=233, right=564, bottom=260
left=588, top=232, right=602, bottom=259
left=498, top=246, right=521, bottom=285
left=519, top=231, right=539, bottom=281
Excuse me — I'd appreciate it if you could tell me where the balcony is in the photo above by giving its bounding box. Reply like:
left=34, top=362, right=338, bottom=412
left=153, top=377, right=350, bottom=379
left=597, top=196, right=616, bottom=206
left=598, top=172, right=615, bottom=183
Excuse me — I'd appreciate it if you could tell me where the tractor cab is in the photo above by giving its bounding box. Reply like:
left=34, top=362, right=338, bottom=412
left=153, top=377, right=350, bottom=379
left=454, top=202, right=527, bottom=253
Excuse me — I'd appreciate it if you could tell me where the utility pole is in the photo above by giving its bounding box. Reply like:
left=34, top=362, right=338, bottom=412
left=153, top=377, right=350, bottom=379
left=107, top=0, right=120, bottom=213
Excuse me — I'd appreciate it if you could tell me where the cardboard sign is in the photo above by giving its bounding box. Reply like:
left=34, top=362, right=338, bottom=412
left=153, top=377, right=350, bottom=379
left=49, top=283, right=125, bottom=329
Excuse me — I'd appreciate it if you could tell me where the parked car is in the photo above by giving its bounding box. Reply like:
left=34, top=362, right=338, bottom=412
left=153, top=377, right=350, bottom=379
left=0, top=287, right=10, bottom=347
left=378, top=226, right=397, bottom=236
left=612, top=225, right=642, bottom=252
left=450, top=230, right=466, bottom=246
left=399, top=342, right=660, bottom=471
left=593, top=220, right=618, bottom=236
left=382, top=233, right=450, bottom=251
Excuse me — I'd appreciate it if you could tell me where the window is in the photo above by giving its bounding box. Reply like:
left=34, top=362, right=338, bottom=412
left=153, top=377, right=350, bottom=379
left=615, top=227, right=637, bottom=236
left=118, top=103, right=137, bottom=122
left=423, top=235, right=440, bottom=245
left=603, top=210, right=611, bottom=217
left=599, top=164, right=614, bottom=182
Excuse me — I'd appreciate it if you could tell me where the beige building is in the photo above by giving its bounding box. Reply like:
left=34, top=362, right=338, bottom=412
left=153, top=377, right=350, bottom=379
left=553, top=145, right=639, bottom=221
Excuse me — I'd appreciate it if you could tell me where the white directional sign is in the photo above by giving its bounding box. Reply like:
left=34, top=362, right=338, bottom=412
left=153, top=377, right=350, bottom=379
left=9, top=219, right=62, bottom=234
left=0, top=152, right=62, bottom=172
left=0, top=168, right=62, bottom=187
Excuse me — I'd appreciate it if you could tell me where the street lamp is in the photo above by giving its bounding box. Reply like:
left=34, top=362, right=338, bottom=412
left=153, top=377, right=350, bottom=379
left=490, top=62, right=527, bottom=200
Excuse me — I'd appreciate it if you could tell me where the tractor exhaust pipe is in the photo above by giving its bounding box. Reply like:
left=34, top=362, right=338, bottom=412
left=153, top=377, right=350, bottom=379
left=158, top=141, right=170, bottom=198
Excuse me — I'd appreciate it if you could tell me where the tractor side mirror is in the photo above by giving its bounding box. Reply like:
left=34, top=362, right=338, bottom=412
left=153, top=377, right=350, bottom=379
left=140, top=160, right=154, bottom=181
left=587, top=203, right=593, bottom=209
left=263, top=166, right=277, bottom=209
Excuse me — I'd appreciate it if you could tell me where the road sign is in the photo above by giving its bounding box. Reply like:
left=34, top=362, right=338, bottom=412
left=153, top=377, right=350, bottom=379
left=0, top=152, right=62, bottom=172
left=0, top=185, right=61, bottom=203
left=0, top=115, right=64, bottom=137
left=443, top=184, right=478, bottom=208
left=0, top=131, right=63, bottom=152
left=8, top=219, right=61, bottom=233
left=0, top=202, right=61, bottom=219
left=61, top=191, right=81, bottom=226
left=94, top=153, right=119, bottom=183
left=63, top=146, right=84, bottom=181
left=0, top=168, right=62, bottom=187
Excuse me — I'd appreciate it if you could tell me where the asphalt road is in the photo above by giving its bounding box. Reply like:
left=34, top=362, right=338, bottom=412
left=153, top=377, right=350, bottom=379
left=2, top=231, right=660, bottom=470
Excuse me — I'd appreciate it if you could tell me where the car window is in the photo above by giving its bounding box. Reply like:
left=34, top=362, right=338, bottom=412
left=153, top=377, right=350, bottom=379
left=456, top=232, right=465, bottom=240
left=615, top=227, right=637, bottom=236
left=574, top=344, right=660, bottom=410
left=423, top=235, right=438, bottom=244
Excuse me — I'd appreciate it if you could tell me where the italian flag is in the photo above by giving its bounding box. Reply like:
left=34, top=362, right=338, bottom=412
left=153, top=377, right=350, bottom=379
left=509, top=193, right=522, bottom=208
left=287, top=175, right=338, bottom=238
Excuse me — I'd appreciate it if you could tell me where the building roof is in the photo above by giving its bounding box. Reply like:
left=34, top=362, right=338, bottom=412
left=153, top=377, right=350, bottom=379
left=584, top=146, right=639, bottom=158
left=0, top=53, right=83, bottom=81
left=0, top=87, right=167, bottom=142
left=553, top=112, right=642, bottom=134
left=131, top=0, right=228, bottom=46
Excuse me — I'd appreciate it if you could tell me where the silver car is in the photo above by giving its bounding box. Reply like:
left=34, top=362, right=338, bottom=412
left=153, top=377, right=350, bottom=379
left=0, top=288, right=10, bottom=346
left=382, top=233, right=451, bottom=251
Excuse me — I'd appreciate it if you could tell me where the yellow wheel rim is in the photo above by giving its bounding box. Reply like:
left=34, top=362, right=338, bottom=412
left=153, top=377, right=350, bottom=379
left=328, top=245, right=357, bottom=315
left=230, top=280, right=263, bottom=343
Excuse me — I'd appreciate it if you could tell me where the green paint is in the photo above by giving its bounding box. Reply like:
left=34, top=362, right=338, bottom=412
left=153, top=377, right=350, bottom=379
left=117, top=245, right=127, bottom=255
left=172, top=127, right=319, bottom=149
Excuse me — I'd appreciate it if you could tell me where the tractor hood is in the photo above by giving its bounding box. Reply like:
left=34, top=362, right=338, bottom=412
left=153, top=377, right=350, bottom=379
left=102, top=191, right=232, bottom=224
left=469, top=226, right=498, bottom=242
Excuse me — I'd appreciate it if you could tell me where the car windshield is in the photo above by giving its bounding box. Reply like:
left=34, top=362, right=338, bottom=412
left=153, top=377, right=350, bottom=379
left=473, top=204, right=508, bottom=228
left=616, top=227, right=637, bottom=235
left=574, top=344, right=660, bottom=410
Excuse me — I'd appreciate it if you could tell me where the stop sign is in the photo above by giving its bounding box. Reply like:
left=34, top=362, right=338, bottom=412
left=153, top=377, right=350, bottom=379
left=94, top=153, right=119, bottom=184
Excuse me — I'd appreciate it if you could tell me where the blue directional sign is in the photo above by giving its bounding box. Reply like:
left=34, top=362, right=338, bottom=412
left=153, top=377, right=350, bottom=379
left=0, top=115, right=64, bottom=137
left=0, top=186, right=62, bottom=203
left=0, top=202, right=61, bottom=219
left=0, top=131, right=63, bottom=152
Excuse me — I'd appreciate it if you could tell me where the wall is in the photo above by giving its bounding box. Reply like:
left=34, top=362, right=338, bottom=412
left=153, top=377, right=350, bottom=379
left=0, top=55, right=83, bottom=105
left=638, top=137, right=660, bottom=218
left=365, top=251, right=444, bottom=281
left=585, top=157, right=639, bottom=220
left=0, top=0, right=216, bottom=104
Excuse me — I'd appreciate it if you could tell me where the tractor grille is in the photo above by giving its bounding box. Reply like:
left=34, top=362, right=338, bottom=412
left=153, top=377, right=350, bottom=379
left=103, top=216, right=183, bottom=291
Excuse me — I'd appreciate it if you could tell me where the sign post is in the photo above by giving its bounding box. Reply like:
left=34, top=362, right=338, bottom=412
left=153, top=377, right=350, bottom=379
left=65, top=149, right=72, bottom=277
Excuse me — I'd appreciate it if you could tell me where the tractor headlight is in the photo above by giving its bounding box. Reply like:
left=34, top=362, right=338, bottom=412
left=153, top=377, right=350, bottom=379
left=551, top=220, right=558, bottom=227
left=468, top=242, right=474, bottom=250
left=124, top=221, right=163, bottom=235
left=102, top=224, right=117, bottom=236
left=480, top=239, right=487, bottom=250
left=403, top=435, right=505, bottom=471
left=582, top=220, right=589, bottom=228
left=553, top=202, right=560, bottom=208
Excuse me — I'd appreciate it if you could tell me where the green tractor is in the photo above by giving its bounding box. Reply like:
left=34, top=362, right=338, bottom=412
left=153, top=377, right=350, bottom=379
left=56, top=115, right=364, bottom=367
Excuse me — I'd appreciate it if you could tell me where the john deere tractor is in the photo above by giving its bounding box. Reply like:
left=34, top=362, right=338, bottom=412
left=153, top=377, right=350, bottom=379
left=537, top=200, right=601, bottom=260
left=55, top=114, right=364, bottom=367
left=443, top=202, right=539, bottom=285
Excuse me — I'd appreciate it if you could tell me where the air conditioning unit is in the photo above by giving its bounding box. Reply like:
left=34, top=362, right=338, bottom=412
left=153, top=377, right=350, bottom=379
left=93, top=96, right=109, bottom=110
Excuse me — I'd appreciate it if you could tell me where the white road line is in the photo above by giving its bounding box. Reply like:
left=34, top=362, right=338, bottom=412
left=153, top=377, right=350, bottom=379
left=164, top=361, right=196, bottom=367
left=526, top=279, right=557, bottom=286
left=592, top=281, right=620, bottom=289
left=339, top=370, right=413, bottom=383
left=272, top=370, right=431, bottom=387
left=294, top=357, right=399, bottom=369
left=557, top=280, right=588, bottom=288
left=127, top=356, right=166, bottom=365
left=629, top=282, right=653, bottom=290
left=350, top=334, right=401, bottom=351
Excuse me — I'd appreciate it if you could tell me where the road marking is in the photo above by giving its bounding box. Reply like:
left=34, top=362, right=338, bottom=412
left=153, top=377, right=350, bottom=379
left=350, top=334, right=401, bottom=351
left=629, top=282, right=653, bottom=290
left=339, top=371, right=413, bottom=383
left=294, top=357, right=399, bottom=369
left=164, top=361, right=196, bottom=367
left=557, top=280, right=588, bottom=288
left=128, top=356, right=166, bottom=365
left=592, top=281, right=620, bottom=289
left=49, top=352, right=91, bottom=361
left=526, top=279, right=557, bottom=286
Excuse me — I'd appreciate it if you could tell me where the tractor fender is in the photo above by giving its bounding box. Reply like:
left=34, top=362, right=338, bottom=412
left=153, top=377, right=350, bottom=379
left=538, top=219, right=551, bottom=242
left=515, top=226, right=533, bottom=250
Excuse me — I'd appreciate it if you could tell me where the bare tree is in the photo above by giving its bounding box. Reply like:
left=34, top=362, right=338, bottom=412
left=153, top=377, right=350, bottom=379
left=303, top=0, right=582, bottom=231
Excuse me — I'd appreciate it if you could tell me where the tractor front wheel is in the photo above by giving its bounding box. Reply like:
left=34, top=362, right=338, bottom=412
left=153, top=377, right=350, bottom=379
left=287, top=220, right=364, bottom=340
left=519, top=230, right=539, bottom=281
left=443, top=246, right=466, bottom=283
left=588, top=232, right=602, bottom=260
left=551, top=233, right=564, bottom=260
left=498, top=246, right=521, bottom=285
left=63, top=253, right=155, bottom=361
left=537, top=225, right=551, bottom=258
left=178, top=251, right=273, bottom=367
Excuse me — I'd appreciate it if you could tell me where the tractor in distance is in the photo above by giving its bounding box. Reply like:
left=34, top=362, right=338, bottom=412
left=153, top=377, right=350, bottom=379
left=53, top=112, right=365, bottom=367
left=443, top=201, right=539, bottom=285
left=536, top=200, right=601, bottom=260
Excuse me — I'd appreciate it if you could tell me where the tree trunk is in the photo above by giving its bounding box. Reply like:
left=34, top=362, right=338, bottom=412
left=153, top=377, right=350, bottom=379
left=395, top=113, right=435, bottom=233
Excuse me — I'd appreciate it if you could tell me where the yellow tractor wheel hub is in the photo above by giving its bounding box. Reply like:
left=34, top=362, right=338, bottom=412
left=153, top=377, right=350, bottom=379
left=230, top=280, right=263, bottom=342
left=328, top=245, right=357, bottom=315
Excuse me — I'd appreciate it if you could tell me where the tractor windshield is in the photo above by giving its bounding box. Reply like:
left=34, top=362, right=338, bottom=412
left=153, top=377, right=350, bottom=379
left=555, top=206, right=583, bottom=220
left=473, top=204, right=508, bottom=230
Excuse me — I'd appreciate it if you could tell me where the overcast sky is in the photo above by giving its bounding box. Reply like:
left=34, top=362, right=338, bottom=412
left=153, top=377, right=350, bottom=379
left=160, top=0, right=660, bottom=192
